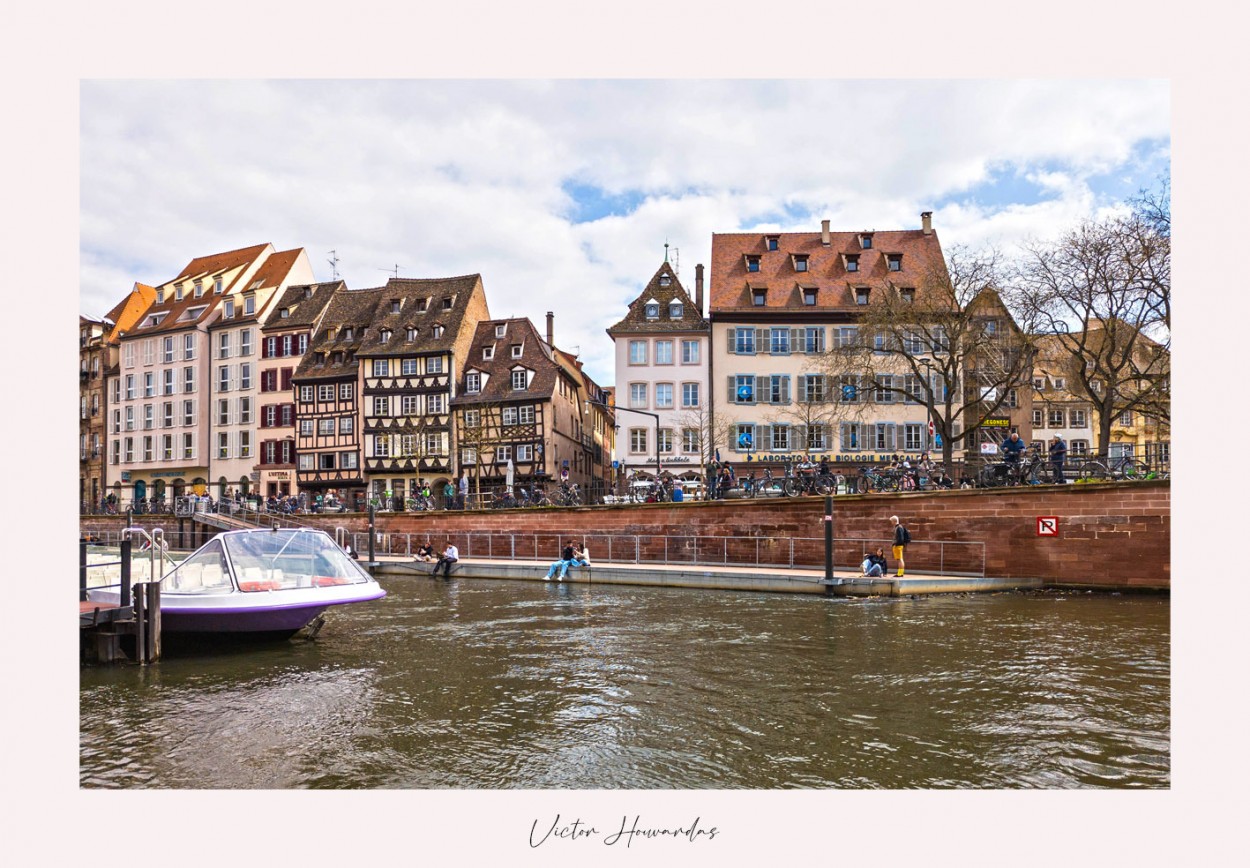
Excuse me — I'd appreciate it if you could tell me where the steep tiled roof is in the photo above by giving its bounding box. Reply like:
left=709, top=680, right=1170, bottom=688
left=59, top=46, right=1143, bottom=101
left=104, top=283, right=157, bottom=345
left=262, top=281, right=343, bottom=331
left=354, top=274, right=486, bottom=357
left=451, top=318, right=560, bottom=406
left=709, top=224, right=946, bottom=313
left=607, top=261, right=709, bottom=335
left=173, top=243, right=270, bottom=281
left=292, top=287, right=384, bottom=382
left=247, top=248, right=303, bottom=290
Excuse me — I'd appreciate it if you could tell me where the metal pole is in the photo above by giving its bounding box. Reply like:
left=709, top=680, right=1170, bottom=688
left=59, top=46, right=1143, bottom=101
left=368, top=504, right=376, bottom=565
left=824, top=495, right=834, bottom=595
left=120, top=538, right=132, bottom=609
left=80, top=538, right=88, bottom=601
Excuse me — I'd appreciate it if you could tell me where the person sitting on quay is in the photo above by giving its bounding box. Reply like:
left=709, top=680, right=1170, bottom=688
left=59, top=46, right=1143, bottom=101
left=559, top=543, right=591, bottom=581
left=861, top=547, right=888, bottom=578
left=544, top=540, right=576, bottom=582
left=415, top=539, right=436, bottom=563
left=432, top=540, right=459, bottom=578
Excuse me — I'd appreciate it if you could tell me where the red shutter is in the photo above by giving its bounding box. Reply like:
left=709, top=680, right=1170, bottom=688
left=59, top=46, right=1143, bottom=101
left=281, top=367, right=293, bottom=390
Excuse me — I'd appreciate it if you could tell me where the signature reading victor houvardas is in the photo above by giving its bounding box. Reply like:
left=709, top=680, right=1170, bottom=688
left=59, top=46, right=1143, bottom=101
left=529, top=814, right=719, bottom=848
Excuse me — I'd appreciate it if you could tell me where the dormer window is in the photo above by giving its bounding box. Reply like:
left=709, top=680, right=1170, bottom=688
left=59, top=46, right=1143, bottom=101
left=303, top=287, right=313, bottom=299
left=845, top=254, right=860, bottom=272
left=223, top=299, right=235, bottom=318
left=333, top=352, right=343, bottom=364
left=466, top=371, right=481, bottom=393
left=802, top=287, right=818, bottom=306
left=193, top=280, right=203, bottom=298
left=174, top=284, right=184, bottom=302
left=417, top=298, right=429, bottom=312
left=511, top=369, right=528, bottom=391
left=406, top=327, right=416, bottom=341
left=380, top=329, right=392, bottom=343
left=859, top=234, right=873, bottom=249
left=887, top=254, right=903, bottom=272
left=314, top=352, right=326, bottom=364
left=495, top=324, right=507, bottom=338
left=669, top=300, right=683, bottom=318
left=342, top=327, right=353, bottom=341
left=390, top=299, right=401, bottom=314
left=745, top=255, right=761, bottom=273
left=483, top=346, right=494, bottom=360
left=645, top=301, right=659, bottom=319
left=249, top=280, right=263, bottom=291
left=280, top=308, right=290, bottom=318
left=792, top=254, right=809, bottom=273
left=510, top=344, right=523, bottom=359
left=765, top=235, right=780, bottom=251
left=244, top=295, right=256, bottom=315
left=156, top=288, right=165, bottom=304
left=752, top=288, right=767, bottom=306
left=442, top=296, right=454, bottom=311
left=855, top=287, right=870, bottom=305
left=899, top=287, right=915, bottom=303
left=659, top=274, right=672, bottom=287
left=433, top=325, right=445, bottom=338
left=213, top=277, right=223, bottom=294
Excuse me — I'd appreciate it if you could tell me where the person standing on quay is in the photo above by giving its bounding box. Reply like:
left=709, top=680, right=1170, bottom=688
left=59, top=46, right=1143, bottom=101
left=890, top=515, right=911, bottom=578
left=1049, top=434, right=1068, bottom=484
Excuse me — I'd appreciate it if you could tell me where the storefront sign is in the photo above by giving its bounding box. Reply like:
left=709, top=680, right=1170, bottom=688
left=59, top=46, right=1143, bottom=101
left=982, top=417, right=1012, bottom=428
left=268, top=471, right=290, bottom=480
left=120, top=471, right=131, bottom=482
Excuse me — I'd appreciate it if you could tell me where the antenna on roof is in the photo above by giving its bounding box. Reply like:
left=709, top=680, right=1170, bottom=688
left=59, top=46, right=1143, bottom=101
left=664, top=240, right=669, bottom=263
left=327, top=249, right=340, bottom=281
left=378, top=264, right=401, bottom=278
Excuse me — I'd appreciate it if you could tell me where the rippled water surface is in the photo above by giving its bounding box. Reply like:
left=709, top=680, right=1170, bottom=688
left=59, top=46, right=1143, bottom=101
left=80, top=578, right=1169, bottom=788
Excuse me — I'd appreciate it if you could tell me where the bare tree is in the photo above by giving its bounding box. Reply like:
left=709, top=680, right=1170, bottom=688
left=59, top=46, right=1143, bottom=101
left=819, top=246, right=1039, bottom=474
left=452, top=400, right=511, bottom=501
left=675, top=403, right=736, bottom=486
left=1012, top=204, right=1171, bottom=457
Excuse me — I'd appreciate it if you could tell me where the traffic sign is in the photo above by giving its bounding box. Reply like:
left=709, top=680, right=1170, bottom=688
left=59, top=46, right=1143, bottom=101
left=1036, top=516, right=1059, bottom=537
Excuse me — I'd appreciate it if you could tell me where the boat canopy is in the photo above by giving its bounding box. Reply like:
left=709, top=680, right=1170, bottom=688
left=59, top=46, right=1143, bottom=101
left=161, top=529, right=372, bottom=594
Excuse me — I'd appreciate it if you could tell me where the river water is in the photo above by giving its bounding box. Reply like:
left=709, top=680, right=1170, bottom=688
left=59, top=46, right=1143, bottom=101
left=79, top=577, right=1169, bottom=789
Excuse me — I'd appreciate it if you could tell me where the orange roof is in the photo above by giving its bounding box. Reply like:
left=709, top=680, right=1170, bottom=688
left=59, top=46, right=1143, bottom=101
left=709, top=224, right=946, bottom=313
left=104, top=283, right=157, bottom=345
left=174, top=243, right=270, bottom=281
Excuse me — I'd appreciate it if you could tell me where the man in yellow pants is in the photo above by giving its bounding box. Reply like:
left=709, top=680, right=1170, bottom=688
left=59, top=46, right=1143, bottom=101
left=890, top=515, right=910, bottom=578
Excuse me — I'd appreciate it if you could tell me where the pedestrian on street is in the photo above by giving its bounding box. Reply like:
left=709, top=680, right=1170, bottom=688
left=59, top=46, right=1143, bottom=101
left=890, top=514, right=911, bottom=578
left=1048, top=434, right=1068, bottom=484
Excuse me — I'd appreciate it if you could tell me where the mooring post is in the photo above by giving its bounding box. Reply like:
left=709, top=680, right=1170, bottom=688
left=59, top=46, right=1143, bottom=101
left=135, top=581, right=147, bottom=664
left=80, top=538, right=88, bottom=601
left=368, top=504, right=376, bottom=565
left=120, top=538, right=132, bottom=609
left=148, top=581, right=161, bottom=662
left=824, top=495, right=835, bottom=596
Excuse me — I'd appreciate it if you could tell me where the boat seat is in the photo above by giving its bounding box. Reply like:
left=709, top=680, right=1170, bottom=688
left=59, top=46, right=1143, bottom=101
left=201, top=564, right=228, bottom=589
left=174, top=564, right=203, bottom=591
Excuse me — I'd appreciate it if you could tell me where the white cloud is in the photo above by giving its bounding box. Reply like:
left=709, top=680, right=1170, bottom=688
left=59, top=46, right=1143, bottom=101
left=80, top=79, right=1169, bottom=385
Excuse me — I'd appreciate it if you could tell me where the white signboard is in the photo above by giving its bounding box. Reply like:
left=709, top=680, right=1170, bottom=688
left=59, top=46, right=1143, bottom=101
left=980, top=442, right=999, bottom=455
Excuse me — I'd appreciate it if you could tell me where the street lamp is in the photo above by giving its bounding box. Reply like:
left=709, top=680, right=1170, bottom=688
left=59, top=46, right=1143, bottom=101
left=586, top=398, right=660, bottom=487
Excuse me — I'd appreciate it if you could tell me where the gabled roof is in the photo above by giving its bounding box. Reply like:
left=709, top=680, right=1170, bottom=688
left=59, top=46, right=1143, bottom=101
left=607, top=261, right=708, bottom=335
left=173, top=243, right=270, bottom=281
left=103, top=283, right=157, bottom=345
left=292, top=287, right=384, bottom=382
left=709, top=224, right=946, bottom=313
left=354, top=274, right=486, bottom=357
left=451, top=317, right=560, bottom=406
left=262, top=281, right=343, bottom=331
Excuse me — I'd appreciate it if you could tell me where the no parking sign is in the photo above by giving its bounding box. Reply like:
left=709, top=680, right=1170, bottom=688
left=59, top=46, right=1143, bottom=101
left=1037, top=516, right=1060, bottom=537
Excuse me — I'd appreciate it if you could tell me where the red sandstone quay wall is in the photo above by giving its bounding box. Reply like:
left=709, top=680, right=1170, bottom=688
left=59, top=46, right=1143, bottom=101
left=80, top=480, right=1169, bottom=590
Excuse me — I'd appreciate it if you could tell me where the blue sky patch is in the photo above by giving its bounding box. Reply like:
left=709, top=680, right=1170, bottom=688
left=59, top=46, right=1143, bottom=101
left=561, top=182, right=646, bottom=223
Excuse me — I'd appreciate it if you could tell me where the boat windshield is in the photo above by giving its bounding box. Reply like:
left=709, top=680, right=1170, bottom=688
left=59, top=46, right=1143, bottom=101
left=223, top=530, right=371, bottom=592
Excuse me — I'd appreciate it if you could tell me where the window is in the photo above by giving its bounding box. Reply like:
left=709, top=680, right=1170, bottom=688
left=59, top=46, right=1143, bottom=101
left=682, top=383, right=700, bottom=408
left=400, top=395, right=420, bottom=415
left=650, top=340, right=673, bottom=365
left=123, top=437, right=134, bottom=462
left=733, top=374, right=755, bottom=404
left=218, top=399, right=230, bottom=425
left=510, top=344, right=523, bottom=359
left=374, top=437, right=390, bottom=458
left=771, top=425, right=790, bottom=451
left=855, top=288, right=870, bottom=305
left=244, top=295, right=255, bottom=315
left=124, top=407, right=134, bottom=431
left=428, top=394, right=445, bottom=414
left=519, top=405, right=535, bottom=424
left=845, top=254, right=860, bottom=272
left=645, top=303, right=659, bottom=319
left=432, top=326, right=444, bottom=338
left=299, top=419, right=313, bottom=436
left=887, top=254, right=902, bottom=271
left=320, top=453, right=337, bottom=470
left=502, top=407, right=519, bottom=426
left=441, top=296, right=454, bottom=311
left=466, top=372, right=481, bottom=393
left=239, top=364, right=251, bottom=390
left=904, top=423, right=924, bottom=451
left=802, top=287, right=817, bottom=306
left=766, top=235, right=779, bottom=251
left=218, top=366, right=230, bottom=392
left=655, top=383, right=674, bottom=409
left=629, top=341, right=647, bottom=365
left=240, top=329, right=252, bottom=355
left=221, top=298, right=236, bottom=319
left=1119, top=411, right=1133, bottom=426
left=860, top=234, right=873, bottom=249
left=902, top=330, right=924, bottom=355
left=300, top=385, right=314, bottom=403
left=319, top=418, right=335, bottom=435
left=124, top=343, right=135, bottom=369
left=1032, top=409, right=1044, bottom=427
left=873, top=423, right=897, bottom=452
left=746, top=255, right=760, bottom=273
left=669, top=301, right=683, bottom=318
left=658, top=429, right=674, bottom=454
left=735, top=424, right=755, bottom=452
left=1006, top=388, right=1019, bottom=409
left=401, top=358, right=418, bottom=376
left=372, top=396, right=389, bottom=416
left=1071, top=410, right=1088, bottom=428
left=380, top=329, right=392, bottom=343
left=1070, top=439, right=1089, bottom=456
left=493, top=323, right=507, bottom=338
left=295, top=453, right=312, bottom=470
left=163, top=369, right=175, bottom=395
left=183, top=433, right=194, bottom=459
left=427, top=356, right=444, bottom=374
left=802, top=327, right=824, bottom=354
left=516, top=444, right=533, bottom=462
left=162, top=402, right=174, bottom=427
left=793, top=255, right=809, bottom=272
left=767, top=375, right=790, bottom=404
left=371, top=359, right=387, bottom=377
left=629, top=383, right=648, bottom=409
left=800, top=374, right=827, bottom=403
left=213, top=277, right=223, bottom=294
left=463, top=409, right=480, bottom=428
left=162, top=434, right=173, bottom=460
left=460, top=447, right=477, bottom=466
left=681, top=340, right=700, bottom=364
left=143, top=339, right=154, bottom=365
left=659, top=273, right=672, bottom=287
left=1048, top=409, right=1065, bottom=428
left=217, top=432, right=230, bottom=459
left=629, top=428, right=648, bottom=454
left=734, top=328, right=756, bottom=354
left=317, top=384, right=335, bottom=401
left=770, top=328, right=790, bottom=355
left=807, top=424, right=829, bottom=451
left=752, top=288, right=767, bottom=306
left=900, top=288, right=915, bottom=303
left=142, top=404, right=153, bottom=430
left=495, top=445, right=512, bottom=464
left=682, top=428, right=700, bottom=453
left=511, top=370, right=527, bottom=391
left=162, top=337, right=174, bottom=363
left=182, top=400, right=194, bottom=426
left=1053, top=377, right=1067, bottom=390
left=482, top=346, right=495, bottom=361
left=834, top=327, right=858, bottom=349
left=143, top=372, right=154, bottom=397
left=298, top=334, right=308, bottom=354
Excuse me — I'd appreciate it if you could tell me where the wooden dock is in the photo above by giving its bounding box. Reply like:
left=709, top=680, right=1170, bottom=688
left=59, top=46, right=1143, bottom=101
left=80, top=537, right=162, bottom=664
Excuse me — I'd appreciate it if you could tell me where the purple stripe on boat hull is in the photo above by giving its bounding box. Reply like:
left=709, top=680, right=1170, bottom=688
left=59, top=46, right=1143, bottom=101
left=158, top=594, right=385, bottom=633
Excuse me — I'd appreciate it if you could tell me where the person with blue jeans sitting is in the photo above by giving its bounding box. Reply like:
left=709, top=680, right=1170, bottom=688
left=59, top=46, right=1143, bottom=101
left=544, top=541, right=576, bottom=582
left=559, top=543, right=590, bottom=580
left=861, top=547, right=887, bottom=577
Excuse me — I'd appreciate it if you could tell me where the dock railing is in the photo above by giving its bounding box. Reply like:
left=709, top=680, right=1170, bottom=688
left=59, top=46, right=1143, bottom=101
left=348, top=530, right=986, bottom=577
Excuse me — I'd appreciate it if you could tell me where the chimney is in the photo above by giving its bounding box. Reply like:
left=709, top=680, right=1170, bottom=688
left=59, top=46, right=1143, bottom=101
left=546, top=311, right=554, bottom=347
left=821, top=219, right=831, bottom=246
left=921, top=211, right=933, bottom=235
left=695, top=264, right=704, bottom=314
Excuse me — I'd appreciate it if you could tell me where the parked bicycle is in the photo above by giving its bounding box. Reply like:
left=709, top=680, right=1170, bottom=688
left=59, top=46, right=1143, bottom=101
left=1075, top=454, right=1154, bottom=482
left=781, top=458, right=838, bottom=497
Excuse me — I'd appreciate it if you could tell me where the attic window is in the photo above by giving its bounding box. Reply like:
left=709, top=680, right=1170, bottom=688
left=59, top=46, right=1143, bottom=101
left=793, top=254, right=809, bottom=273
left=174, top=284, right=184, bottom=302
left=442, top=296, right=454, bottom=311
left=342, top=327, right=353, bottom=340
left=390, top=299, right=401, bottom=314
left=766, top=235, right=780, bottom=251
left=315, top=352, right=326, bottom=364
left=860, top=234, right=873, bottom=250
left=333, top=352, right=343, bottom=364
left=213, top=277, right=224, bottom=294
left=887, top=254, right=903, bottom=272
left=899, top=287, right=915, bottom=303
left=244, top=294, right=256, bottom=315
left=511, top=344, right=523, bottom=359
left=417, top=298, right=429, bottom=312
left=495, top=324, right=507, bottom=338
left=802, top=288, right=818, bottom=306
left=752, top=288, right=767, bottom=306
left=645, top=302, right=659, bottom=319
left=406, top=327, right=416, bottom=341
left=845, top=254, right=860, bottom=273
left=483, top=346, right=494, bottom=360
left=303, top=287, right=312, bottom=299
left=249, top=280, right=263, bottom=290
left=280, top=308, right=290, bottom=318
left=670, top=300, right=683, bottom=318
left=193, top=280, right=204, bottom=298
left=223, top=299, right=235, bottom=318
left=433, top=325, right=444, bottom=338
left=659, top=274, right=672, bottom=287
left=855, top=287, right=870, bottom=305
left=179, top=305, right=208, bottom=322
left=145, top=313, right=167, bottom=327
left=156, top=289, right=165, bottom=304
left=745, top=255, right=761, bottom=273
left=380, top=329, right=392, bottom=343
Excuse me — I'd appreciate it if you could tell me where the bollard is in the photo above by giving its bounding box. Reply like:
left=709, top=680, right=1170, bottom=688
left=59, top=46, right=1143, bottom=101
left=824, top=495, right=835, bottom=596
left=368, top=504, right=376, bottom=565
left=120, top=538, right=132, bottom=609
left=80, top=538, right=88, bottom=601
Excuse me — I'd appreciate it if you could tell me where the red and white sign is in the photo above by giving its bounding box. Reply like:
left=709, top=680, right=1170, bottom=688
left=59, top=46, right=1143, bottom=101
left=1036, top=516, right=1060, bottom=537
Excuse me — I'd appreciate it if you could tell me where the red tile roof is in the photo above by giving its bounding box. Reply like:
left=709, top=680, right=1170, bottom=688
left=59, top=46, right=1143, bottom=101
left=174, top=243, right=270, bottom=281
left=709, top=225, right=946, bottom=313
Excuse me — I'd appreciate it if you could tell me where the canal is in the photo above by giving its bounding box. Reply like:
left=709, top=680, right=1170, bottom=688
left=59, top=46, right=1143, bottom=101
left=79, top=577, right=1169, bottom=788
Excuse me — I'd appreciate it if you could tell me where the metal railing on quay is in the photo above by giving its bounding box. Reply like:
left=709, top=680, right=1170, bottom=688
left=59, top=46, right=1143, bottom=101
left=350, top=530, right=986, bottom=577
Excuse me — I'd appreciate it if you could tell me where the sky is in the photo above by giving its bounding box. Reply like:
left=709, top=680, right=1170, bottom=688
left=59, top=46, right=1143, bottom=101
left=80, top=79, right=1169, bottom=389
